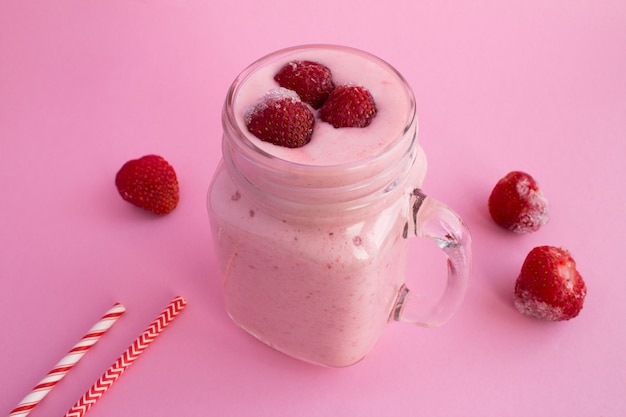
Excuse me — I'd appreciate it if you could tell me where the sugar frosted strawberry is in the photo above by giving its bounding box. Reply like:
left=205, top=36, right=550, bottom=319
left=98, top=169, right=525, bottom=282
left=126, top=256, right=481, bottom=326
left=488, top=171, right=549, bottom=233
left=115, top=154, right=179, bottom=215
left=245, top=88, right=315, bottom=148
left=319, top=84, right=377, bottom=128
left=514, top=246, right=587, bottom=321
left=274, top=60, right=335, bottom=109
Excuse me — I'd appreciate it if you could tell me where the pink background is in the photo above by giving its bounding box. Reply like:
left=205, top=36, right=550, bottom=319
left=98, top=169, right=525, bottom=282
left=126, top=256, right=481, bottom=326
left=1, top=1, right=625, bottom=416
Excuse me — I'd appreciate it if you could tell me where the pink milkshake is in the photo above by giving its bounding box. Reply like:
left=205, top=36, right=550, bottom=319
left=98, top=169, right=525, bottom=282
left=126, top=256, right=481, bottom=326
left=208, top=45, right=471, bottom=367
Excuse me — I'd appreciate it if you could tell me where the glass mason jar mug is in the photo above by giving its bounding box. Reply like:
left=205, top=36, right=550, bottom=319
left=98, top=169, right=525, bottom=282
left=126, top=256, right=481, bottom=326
left=208, top=45, right=471, bottom=367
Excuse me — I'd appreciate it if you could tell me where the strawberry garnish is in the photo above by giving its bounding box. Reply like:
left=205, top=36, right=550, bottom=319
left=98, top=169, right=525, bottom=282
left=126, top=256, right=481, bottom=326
left=245, top=88, right=315, bottom=148
left=115, top=154, right=179, bottom=215
left=514, top=246, right=587, bottom=321
left=488, top=171, right=549, bottom=233
left=274, top=60, right=335, bottom=109
left=319, top=84, right=377, bottom=128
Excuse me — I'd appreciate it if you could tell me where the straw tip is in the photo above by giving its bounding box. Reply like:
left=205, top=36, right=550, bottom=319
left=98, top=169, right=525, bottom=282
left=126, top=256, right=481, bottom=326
left=112, top=302, right=126, bottom=312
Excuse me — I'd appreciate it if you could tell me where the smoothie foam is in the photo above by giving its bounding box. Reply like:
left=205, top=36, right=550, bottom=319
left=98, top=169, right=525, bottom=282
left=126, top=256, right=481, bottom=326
left=232, top=48, right=414, bottom=166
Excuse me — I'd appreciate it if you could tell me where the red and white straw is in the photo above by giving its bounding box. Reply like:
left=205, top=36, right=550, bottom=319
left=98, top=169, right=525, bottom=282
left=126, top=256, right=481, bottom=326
left=9, top=303, right=126, bottom=417
left=64, top=296, right=187, bottom=417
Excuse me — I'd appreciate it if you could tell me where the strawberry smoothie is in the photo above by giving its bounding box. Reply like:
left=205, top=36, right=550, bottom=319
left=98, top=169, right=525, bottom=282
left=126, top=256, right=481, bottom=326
left=208, top=45, right=458, bottom=367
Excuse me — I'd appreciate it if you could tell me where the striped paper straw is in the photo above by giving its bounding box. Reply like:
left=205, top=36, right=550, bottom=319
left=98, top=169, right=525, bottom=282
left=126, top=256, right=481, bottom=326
left=64, top=296, right=187, bottom=417
left=9, top=303, right=126, bottom=417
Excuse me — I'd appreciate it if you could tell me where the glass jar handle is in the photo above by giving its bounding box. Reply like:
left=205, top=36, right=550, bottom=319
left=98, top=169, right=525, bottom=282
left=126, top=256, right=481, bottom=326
left=392, top=188, right=472, bottom=327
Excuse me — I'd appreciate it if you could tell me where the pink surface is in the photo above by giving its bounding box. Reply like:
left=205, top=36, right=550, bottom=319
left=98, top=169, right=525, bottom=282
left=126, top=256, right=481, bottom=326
left=1, top=1, right=624, bottom=416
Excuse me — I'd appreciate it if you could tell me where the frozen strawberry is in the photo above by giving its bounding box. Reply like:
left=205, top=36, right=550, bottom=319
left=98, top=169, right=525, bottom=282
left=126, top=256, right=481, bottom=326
left=319, top=84, right=377, bottom=128
left=245, top=88, right=315, bottom=148
left=488, top=171, right=549, bottom=233
left=514, top=246, right=587, bottom=321
left=115, top=154, right=179, bottom=215
left=274, top=60, right=335, bottom=109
